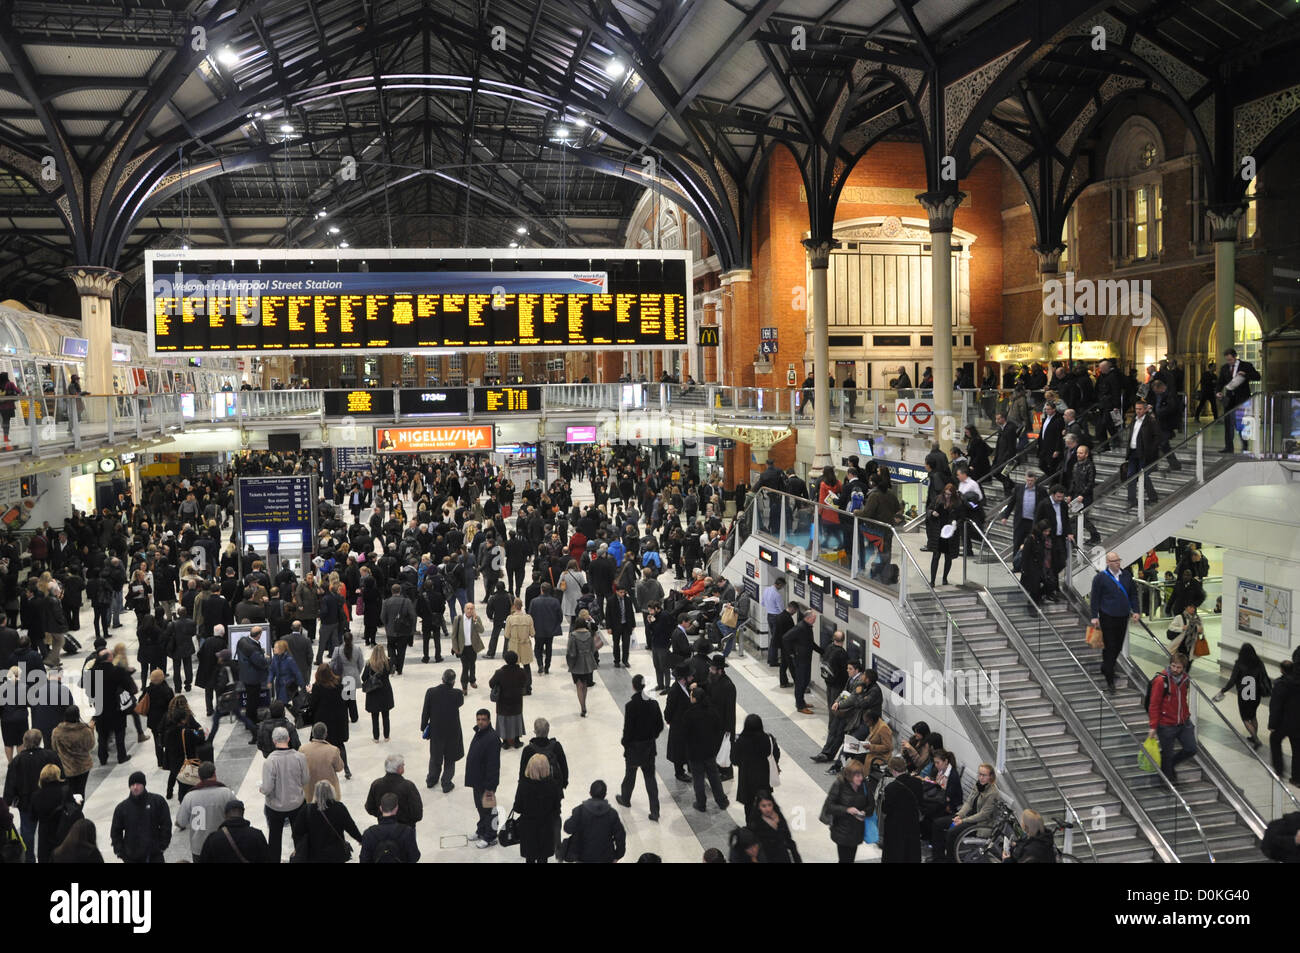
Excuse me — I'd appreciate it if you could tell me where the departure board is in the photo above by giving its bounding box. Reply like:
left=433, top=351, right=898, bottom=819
left=146, top=249, right=692, bottom=355
left=473, top=386, right=541, bottom=413
left=322, top=390, right=395, bottom=416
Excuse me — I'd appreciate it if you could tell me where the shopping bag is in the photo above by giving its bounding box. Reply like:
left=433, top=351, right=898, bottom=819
left=1138, top=737, right=1161, bottom=773
left=1193, top=634, right=1211, bottom=657
left=1085, top=624, right=1104, bottom=649
left=863, top=813, right=880, bottom=845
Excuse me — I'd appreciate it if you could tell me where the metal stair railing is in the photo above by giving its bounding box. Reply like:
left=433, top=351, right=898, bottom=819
left=889, top=538, right=1100, bottom=861
left=960, top=519, right=1215, bottom=862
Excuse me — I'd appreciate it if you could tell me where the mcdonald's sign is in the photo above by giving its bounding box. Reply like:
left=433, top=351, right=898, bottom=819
left=698, top=325, right=720, bottom=347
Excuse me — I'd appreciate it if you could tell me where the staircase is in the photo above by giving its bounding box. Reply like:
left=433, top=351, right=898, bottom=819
left=904, top=587, right=1152, bottom=862
left=993, top=589, right=1263, bottom=862
left=981, top=442, right=1206, bottom=560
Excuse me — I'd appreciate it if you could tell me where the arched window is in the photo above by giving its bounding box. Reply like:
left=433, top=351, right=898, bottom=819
left=1206, top=306, right=1263, bottom=366
left=1134, top=322, right=1168, bottom=371
left=1106, top=117, right=1165, bottom=264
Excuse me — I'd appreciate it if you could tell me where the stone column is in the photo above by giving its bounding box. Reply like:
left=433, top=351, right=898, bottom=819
left=803, top=238, right=838, bottom=470
left=1034, top=243, right=1065, bottom=347
left=65, top=267, right=122, bottom=411
left=1206, top=207, right=1244, bottom=361
left=719, top=269, right=754, bottom=478
left=917, top=192, right=966, bottom=452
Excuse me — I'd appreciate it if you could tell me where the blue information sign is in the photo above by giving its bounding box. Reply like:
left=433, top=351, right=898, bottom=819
left=335, top=447, right=373, bottom=471
left=238, top=475, right=317, bottom=554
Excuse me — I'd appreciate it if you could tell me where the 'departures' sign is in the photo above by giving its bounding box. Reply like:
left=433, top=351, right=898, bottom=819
left=375, top=425, right=495, bottom=454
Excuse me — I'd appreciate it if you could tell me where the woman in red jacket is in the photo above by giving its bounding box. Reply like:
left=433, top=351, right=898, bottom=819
left=817, top=466, right=843, bottom=559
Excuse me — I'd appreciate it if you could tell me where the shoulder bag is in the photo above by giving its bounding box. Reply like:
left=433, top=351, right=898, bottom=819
left=221, top=827, right=251, bottom=863
left=176, top=729, right=202, bottom=787
left=318, top=806, right=354, bottom=860
left=767, top=732, right=781, bottom=788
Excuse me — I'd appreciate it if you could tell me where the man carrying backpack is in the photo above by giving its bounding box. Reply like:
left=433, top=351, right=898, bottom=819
left=380, top=583, right=416, bottom=675
left=360, top=792, right=420, bottom=862
left=1147, top=652, right=1198, bottom=784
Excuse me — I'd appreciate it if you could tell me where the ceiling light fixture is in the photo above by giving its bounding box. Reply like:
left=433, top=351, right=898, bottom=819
left=328, top=226, right=340, bottom=234
left=216, top=47, right=238, bottom=67
left=516, top=225, right=527, bottom=234
left=606, top=58, right=625, bottom=78
left=280, top=123, right=294, bottom=134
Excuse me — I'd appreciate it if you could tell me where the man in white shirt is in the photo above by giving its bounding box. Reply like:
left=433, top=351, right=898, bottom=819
left=954, top=464, right=983, bottom=555
left=1126, top=399, right=1160, bottom=508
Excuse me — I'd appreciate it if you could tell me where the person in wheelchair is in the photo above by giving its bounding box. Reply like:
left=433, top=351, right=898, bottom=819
left=1002, top=808, right=1056, bottom=863
left=928, top=763, right=1000, bottom=862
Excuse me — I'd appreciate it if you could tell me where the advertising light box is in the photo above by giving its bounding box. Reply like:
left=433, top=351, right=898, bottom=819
left=375, top=425, right=494, bottom=454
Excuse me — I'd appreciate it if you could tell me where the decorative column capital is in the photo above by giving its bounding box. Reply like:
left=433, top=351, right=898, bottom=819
left=916, top=191, right=966, bottom=232
left=65, top=266, right=123, bottom=297
left=719, top=268, right=752, bottom=285
left=801, top=237, right=840, bottom=269
left=1032, top=243, right=1065, bottom=274
left=1206, top=205, right=1245, bottom=242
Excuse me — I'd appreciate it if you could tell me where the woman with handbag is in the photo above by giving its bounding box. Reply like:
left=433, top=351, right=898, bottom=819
left=558, top=560, right=586, bottom=626
left=111, top=643, right=149, bottom=745
left=820, top=759, right=871, bottom=864
left=926, top=484, right=960, bottom=587
left=161, top=695, right=205, bottom=801
left=731, top=714, right=780, bottom=824
left=289, top=780, right=363, bottom=862
left=1167, top=604, right=1207, bottom=670
left=511, top=753, right=562, bottom=863
left=309, top=664, right=352, bottom=779
left=488, top=650, right=528, bottom=748
left=1215, top=641, right=1271, bottom=749
left=362, top=644, right=395, bottom=743
left=565, top=617, right=597, bottom=718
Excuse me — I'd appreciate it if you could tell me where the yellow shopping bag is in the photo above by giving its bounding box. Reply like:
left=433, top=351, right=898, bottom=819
left=1138, top=736, right=1161, bottom=773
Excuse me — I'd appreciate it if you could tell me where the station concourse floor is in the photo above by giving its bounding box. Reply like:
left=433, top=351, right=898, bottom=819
left=60, top=473, right=877, bottom=864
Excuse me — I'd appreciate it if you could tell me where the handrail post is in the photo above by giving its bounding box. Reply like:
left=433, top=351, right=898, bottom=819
left=851, top=520, right=859, bottom=579
left=944, top=618, right=954, bottom=674
left=778, top=492, right=787, bottom=544
left=1195, top=432, right=1204, bottom=483
left=996, top=703, right=1008, bottom=775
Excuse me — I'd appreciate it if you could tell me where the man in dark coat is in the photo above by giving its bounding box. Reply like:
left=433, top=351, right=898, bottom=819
left=1125, top=399, right=1162, bottom=507
left=464, top=709, right=500, bottom=847
left=664, top=668, right=693, bottom=782
left=783, top=608, right=821, bottom=714
left=680, top=686, right=729, bottom=812
left=769, top=601, right=796, bottom=689
left=360, top=793, right=421, bottom=863
left=705, top=655, right=737, bottom=781
left=110, top=772, right=170, bottom=863
left=90, top=649, right=131, bottom=764
left=1216, top=347, right=1261, bottom=453
left=195, top=625, right=228, bottom=717
left=562, top=779, right=626, bottom=863
left=615, top=675, right=663, bottom=821
left=364, top=754, right=425, bottom=828
left=1094, top=359, right=1124, bottom=450
left=197, top=799, right=271, bottom=863
left=420, top=669, right=465, bottom=792
left=1036, top=401, right=1065, bottom=479
left=756, top=459, right=785, bottom=531
left=236, top=627, right=269, bottom=726
left=604, top=582, right=637, bottom=668
left=880, top=756, right=925, bottom=863
left=163, top=606, right=197, bottom=693
left=992, top=412, right=1019, bottom=495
